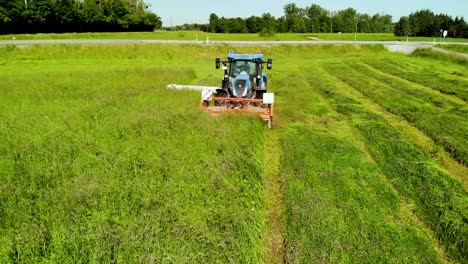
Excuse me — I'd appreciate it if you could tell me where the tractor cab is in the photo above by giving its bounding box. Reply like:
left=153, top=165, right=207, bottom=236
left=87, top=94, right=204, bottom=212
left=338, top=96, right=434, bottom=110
left=216, top=51, right=272, bottom=100
left=230, top=60, right=256, bottom=78
left=195, top=51, right=275, bottom=128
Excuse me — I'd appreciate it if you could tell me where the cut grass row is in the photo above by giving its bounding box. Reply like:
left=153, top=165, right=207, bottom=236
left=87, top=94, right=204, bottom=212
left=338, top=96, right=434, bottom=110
left=279, top=123, right=443, bottom=263
left=323, top=62, right=468, bottom=166
left=307, top=70, right=468, bottom=263
left=271, top=65, right=445, bottom=263
left=0, top=60, right=267, bottom=262
left=363, top=56, right=468, bottom=101
left=314, top=65, right=468, bottom=190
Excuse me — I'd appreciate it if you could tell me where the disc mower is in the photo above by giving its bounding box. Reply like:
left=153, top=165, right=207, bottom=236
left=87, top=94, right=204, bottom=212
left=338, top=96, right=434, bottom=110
left=168, top=51, right=275, bottom=128
left=202, top=51, right=274, bottom=128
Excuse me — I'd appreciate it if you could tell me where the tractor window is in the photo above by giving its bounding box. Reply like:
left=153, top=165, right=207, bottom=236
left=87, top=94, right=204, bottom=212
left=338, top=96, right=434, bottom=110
left=230, top=61, right=256, bottom=77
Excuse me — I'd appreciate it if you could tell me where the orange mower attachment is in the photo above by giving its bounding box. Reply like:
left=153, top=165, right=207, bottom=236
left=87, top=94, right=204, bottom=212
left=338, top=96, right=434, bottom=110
left=200, top=90, right=275, bottom=128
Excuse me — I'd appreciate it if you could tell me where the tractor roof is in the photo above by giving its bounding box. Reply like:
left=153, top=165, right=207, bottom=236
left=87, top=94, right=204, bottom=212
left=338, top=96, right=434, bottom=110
left=227, top=52, right=264, bottom=61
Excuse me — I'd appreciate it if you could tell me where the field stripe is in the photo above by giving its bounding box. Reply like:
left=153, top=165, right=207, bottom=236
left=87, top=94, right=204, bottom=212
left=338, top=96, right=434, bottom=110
left=360, top=61, right=467, bottom=106
left=363, top=59, right=468, bottom=102
left=273, top=66, right=445, bottom=263
left=309, top=68, right=468, bottom=262
left=315, top=67, right=460, bottom=262
left=317, top=64, right=468, bottom=190
left=263, top=131, right=285, bottom=264
left=323, top=63, right=468, bottom=166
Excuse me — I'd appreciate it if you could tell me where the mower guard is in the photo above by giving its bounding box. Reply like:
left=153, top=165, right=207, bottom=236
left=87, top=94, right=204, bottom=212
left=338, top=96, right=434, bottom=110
left=200, top=91, right=274, bottom=128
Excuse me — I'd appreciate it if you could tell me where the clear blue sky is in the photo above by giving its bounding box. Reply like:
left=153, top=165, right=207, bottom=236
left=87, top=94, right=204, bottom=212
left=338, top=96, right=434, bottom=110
left=146, top=0, right=468, bottom=27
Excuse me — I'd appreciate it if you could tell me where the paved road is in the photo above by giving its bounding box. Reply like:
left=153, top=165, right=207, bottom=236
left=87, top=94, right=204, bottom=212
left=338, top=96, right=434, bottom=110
left=0, top=39, right=441, bottom=47
left=0, top=39, right=466, bottom=57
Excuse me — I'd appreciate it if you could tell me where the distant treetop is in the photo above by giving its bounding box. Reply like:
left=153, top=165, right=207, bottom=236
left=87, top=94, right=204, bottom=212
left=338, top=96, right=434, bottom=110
left=0, top=0, right=162, bottom=34
left=206, top=3, right=393, bottom=34
left=395, top=9, right=468, bottom=38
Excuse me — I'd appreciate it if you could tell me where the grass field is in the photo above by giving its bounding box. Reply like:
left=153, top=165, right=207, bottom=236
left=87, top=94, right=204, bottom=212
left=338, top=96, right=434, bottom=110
left=1, top=31, right=468, bottom=43
left=437, top=44, right=468, bottom=54
left=0, top=43, right=467, bottom=263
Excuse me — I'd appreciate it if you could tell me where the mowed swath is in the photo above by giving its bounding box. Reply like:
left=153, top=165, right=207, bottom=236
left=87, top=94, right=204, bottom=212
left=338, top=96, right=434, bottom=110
left=363, top=57, right=468, bottom=102
left=275, top=77, right=441, bottom=262
left=268, top=45, right=467, bottom=263
left=0, top=44, right=467, bottom=263
left=322, top=62, right=468, bottom=166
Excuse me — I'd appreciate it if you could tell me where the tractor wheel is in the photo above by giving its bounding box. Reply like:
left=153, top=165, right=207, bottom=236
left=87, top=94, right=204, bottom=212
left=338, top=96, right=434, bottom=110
left=254, top=91, right=264, bottom=106
left=215, top=90, right=228, bottom=106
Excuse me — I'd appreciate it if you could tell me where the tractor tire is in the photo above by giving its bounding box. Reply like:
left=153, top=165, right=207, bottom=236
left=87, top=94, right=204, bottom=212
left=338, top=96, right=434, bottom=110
left=215, top=90, right=228, bottom=106
left=254, top=91, right=264, bottom=107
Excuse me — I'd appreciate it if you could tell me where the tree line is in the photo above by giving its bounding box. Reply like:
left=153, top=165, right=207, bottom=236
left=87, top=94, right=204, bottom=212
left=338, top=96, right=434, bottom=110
left=395, top=10, right=468, bottom=38
left=0, top=0, right=162, bottom=34
left=207, top=3, right=393, bottom=34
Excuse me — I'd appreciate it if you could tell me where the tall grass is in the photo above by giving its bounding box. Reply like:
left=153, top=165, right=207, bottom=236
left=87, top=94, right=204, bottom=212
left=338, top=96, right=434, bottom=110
left=413, top=48, right=468, bottom=65
left=436, top=44, right=468, bottom=54
left=0, top=47, right=268, bottom=262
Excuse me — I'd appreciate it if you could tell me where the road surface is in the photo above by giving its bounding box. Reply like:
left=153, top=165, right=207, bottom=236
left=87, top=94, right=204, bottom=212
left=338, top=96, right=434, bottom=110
left=0, top=39, right=466, bottom=57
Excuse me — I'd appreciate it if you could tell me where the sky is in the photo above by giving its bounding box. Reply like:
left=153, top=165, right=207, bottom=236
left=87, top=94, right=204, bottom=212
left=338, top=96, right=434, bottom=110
left=146, top=0, right=468, bottom=27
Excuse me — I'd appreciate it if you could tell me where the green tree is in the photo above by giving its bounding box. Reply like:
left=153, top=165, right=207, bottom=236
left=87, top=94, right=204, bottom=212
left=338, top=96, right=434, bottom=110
left=245, top=16, right=262, bottom=33
left=231, top=17, right=247, bottom=33
left=370, top=14, right=392, bottom=33
left=359, top=14, right=372, bottom=32
left=394, top=16, right=411, bottom=37
left=0, top=0, right=25, bottom=33
left=260, top=13, right=276, bottom=35
left=25, top=0, right=53, bottom=32
left=52, top=0, right=79, bottom=32
left=275, top=16, right=286, bottom=33
left=306, top=4, right=329, bottom=33
left=0, top=0, right=160, bottom=33
left=80, top=0, right=105, bottom=30
left=333, top=8, right=357, bottom=33
left=410, top=9, right=436, bottom=36
left=208, top=13, right=218, bottom=33
left=283, top=3, right=305, bottom=32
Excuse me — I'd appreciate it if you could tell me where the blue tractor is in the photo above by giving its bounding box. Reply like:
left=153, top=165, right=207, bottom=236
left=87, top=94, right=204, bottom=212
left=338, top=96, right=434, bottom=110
left=215, top=51, right=273, bottom=105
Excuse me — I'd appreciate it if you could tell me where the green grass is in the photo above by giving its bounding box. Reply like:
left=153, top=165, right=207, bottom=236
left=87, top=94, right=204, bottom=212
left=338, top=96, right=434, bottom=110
left=362, top=56, right=468, bottom=101
left=327, top=61, right=468, bottom=165
left=0, top=43, right=467, bottom=263
left=437, top=44, right=468, bottom=54
left=412, top=48, right=468, bottom=65
left=307, top=71, right=468, bottom=263
left=273, top=74, right=443, bottom=262
left=272, top=46, right=467, bottom=263
left=280, top=125, right=442, bottom=263
left=0, top=46, right=267, bottom=263
left=1, top=31, right=468, bottom=42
